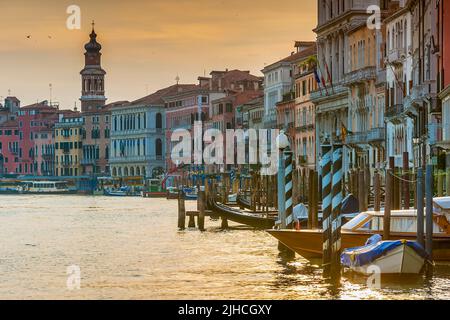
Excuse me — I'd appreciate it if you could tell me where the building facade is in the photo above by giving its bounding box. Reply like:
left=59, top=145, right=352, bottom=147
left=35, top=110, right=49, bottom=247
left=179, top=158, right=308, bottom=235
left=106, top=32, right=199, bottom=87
left=81, top=105, right=111, bottom=176
left=345, top=22, right=386, bottom=170
left=263, top=42, right=315, bottom=130
left=0, top=120, right=19, bottom=175
left=17, top=101, right=60, bottom=175
left=54, top=114, right=84, bottom=177
left=110, top=86, right=180, bottom=179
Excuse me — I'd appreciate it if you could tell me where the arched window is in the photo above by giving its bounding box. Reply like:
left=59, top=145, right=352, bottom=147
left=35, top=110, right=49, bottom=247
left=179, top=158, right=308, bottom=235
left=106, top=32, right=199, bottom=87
left=156, top=113, right=162, bottom=129
left=112, top=167, right=117, bottom=176
left=136, top=167, right=141, bottom=176
left=118, top=167, right=122, bottom=176
left=155, top=138, right=162, bottom=157
left=124, top=167, right=129, bottom=176
left=130, top=167, right=135, bottom=176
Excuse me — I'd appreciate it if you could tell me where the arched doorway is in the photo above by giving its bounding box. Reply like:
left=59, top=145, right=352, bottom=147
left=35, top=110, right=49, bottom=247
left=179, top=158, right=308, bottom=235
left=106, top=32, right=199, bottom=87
left=112, top=167, right=117, bottom=176
left=136, top=166, right=141, bottom=176
left=130, top=167, right=135, bottom=176
left=124, top=167, right=129, bottom=176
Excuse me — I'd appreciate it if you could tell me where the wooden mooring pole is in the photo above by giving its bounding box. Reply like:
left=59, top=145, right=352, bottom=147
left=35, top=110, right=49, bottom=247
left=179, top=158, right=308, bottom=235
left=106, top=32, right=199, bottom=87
left=383, top=157, right=394, bottom=240
left=374, top=170, right=381, bottom=212
left=425, top=164, right=434, bottom=259
left=198, top=188, right=205, bottom=231
left=416, top=167, right=425, bottom=247
left=403, top=152, right=410, bottom=209
left=178, top=190, right=186, bottom=230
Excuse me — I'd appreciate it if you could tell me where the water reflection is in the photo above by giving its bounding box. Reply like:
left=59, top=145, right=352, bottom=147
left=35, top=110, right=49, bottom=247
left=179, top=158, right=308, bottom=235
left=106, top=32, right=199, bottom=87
left=0, top=195, right=449, bottom=300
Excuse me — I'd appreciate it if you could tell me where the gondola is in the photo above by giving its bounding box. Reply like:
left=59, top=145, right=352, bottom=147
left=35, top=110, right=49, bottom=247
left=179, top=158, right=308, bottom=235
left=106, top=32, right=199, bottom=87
left=237, top=194, right=252, bottom=210
left=210, top=198, right=276, bottom=229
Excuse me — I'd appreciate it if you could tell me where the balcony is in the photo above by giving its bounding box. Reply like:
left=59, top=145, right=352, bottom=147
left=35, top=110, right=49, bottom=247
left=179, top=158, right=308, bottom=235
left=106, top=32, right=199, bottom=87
left=429, top=124, right=450, bottom=148
left=343, top=66, right=377, bottom=86
left=387, top=47, right=406, bottom=65
left=310, top=83, right=348, bottom=103
left=367, top=127, right=385, bottom=143
left=296, top=123, right=314, bottom=132
left=346, top=132, right=368, bottom=145
left=385, top=104, right=404, bottom=121
left=403, top=83, right=429, bottom=115
left=81, top=158, right=97, bottom=166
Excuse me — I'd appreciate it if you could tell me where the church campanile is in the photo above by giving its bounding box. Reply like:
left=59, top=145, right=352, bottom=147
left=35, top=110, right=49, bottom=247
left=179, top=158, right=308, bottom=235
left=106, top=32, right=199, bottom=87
left=80, top=22, right=107, bottom=112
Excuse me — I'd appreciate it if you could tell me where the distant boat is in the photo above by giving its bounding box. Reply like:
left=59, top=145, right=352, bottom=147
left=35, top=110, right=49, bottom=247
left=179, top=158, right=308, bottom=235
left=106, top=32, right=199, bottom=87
left=341, top=234, right=428, bottom=274
left=18, top=181, right=70, bottom=194
left=183, top=187, right=198, bottom=200
left=103, top=186, right=131, bottom=197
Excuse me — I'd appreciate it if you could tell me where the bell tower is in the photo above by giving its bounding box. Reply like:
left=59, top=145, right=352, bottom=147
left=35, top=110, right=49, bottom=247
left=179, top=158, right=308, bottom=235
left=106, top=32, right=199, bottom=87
left=80, top=21, right=106, bottom=112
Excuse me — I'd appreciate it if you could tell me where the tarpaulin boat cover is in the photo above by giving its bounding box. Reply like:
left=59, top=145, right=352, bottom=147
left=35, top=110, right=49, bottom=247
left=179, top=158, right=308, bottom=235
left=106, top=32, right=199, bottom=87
left=341, top=194, right=359, bottom=214
left=341, top=235, right=428, bottom=267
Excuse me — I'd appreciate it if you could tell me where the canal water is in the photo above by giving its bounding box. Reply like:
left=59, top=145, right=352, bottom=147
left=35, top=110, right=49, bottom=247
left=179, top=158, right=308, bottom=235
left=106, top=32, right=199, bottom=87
left=1, top=195, right=450, bottom=300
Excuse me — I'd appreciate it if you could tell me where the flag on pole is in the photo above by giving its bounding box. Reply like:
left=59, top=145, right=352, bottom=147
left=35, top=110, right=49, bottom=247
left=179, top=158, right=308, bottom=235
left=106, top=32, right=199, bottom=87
left=313, top=67, right=323, bottom=96
left=325, top=62, right=335, bottom=94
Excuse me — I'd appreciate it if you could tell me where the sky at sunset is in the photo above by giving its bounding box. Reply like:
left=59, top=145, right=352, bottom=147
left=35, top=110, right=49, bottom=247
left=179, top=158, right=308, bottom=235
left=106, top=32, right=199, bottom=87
left=0, top=0, right=317, bottom=109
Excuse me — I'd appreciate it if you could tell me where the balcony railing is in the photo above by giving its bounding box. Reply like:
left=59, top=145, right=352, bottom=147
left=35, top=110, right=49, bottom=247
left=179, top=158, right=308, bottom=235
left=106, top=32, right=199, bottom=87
left=343, top=66, right=377, bottom=86
left=346, top=132, right=368, bottom=145
left=367, top=127, right=385, bottom=142
left=385, top=104, right=404, bottom=119
left=81, top=158, right=97, bottom=166
left=387, top=47, right=406, bottom=65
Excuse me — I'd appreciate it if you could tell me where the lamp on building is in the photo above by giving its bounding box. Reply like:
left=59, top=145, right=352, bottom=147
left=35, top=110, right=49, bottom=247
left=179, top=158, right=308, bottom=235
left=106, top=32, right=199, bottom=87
left=276, top=130, right=290, bottom=151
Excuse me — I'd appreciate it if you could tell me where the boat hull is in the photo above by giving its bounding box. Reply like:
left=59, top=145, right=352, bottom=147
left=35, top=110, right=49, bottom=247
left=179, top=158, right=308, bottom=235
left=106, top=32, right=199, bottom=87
left=266, top=229, right=450, bottom=261
left=347, top=244, right=425, bottom=275
left=211, top=201, right=275, bottom=229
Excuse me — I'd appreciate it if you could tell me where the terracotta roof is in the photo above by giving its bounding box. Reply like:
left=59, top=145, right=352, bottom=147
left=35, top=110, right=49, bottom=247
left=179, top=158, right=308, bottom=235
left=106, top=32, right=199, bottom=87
left=0, top=119, right=18, bottom=128
left=264, top=44, right=317, bottom=70
left=129, top=84, right=198, bottom=106
left=212, top=91, right=263, bottom=107
left=20, top=101, right=58, bottom=111
left=5, top=96, right=20, bottom=102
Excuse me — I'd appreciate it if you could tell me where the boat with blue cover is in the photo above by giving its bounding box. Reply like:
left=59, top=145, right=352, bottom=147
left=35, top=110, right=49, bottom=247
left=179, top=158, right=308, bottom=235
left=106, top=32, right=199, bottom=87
left=341, top=234, right=429, bottom=274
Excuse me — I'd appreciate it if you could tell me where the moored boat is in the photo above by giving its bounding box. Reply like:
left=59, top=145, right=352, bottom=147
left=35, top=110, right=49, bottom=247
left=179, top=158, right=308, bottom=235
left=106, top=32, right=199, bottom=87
left=211, top=199, right=276, bottom=229
left=267, top=208, right=450, bottom=261
left=18, top=181, right=71, bottom=194
left=341, top=235, right=428, bottom=274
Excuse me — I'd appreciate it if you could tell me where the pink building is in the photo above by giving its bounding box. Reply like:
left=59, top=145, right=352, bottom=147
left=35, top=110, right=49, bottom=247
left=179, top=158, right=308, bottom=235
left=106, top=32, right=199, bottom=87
left=165, top=70, right=262, bottom=171
left=33, top=127, right=55, bottom=176
left=17, top=101, right=60, bottom=175
left=0, top=120, right=20, bottom=175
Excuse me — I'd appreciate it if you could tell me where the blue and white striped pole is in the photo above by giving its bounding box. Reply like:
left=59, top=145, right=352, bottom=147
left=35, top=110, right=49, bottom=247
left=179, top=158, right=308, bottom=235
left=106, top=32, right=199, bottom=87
left=284, top=149, right=294, bottom=228
left=331, top=145, right=343, bottom=277
left=321, top=144, right=333, bottom=274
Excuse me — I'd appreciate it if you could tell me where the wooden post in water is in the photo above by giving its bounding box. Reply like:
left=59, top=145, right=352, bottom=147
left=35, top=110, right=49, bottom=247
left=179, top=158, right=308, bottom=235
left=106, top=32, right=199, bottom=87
left=446, top=167, right=450, bottom=197
left=312, top=171, right=319, bottom=229
left=321, top=144, right=333, bottom=275
left=178, top=190, right=186, bottom=230
left=384, top=157, right=394, bottom=240
left=307, top=169, right=313, bottom=229
left=198, top=188, right=205, bottom=231
left=403, top=152, right=410, bottom=209
left=437, top=170, right=444, bottom=197
left=425, top=165, right=434, bottom=258
left=416, top=167, right=425, bottom=247
left=358, top=170, right=367, bottom=212
left=374, top=170, right=381, bottom=212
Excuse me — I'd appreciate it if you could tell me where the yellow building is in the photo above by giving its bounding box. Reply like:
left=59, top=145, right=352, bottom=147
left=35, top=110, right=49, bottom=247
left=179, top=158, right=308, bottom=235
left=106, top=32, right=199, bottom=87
left=54, top=114, right=84, bottom=177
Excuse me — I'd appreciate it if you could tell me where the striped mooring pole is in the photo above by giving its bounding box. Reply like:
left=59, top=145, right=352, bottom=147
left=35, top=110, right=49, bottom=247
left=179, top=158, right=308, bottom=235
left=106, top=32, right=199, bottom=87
left=321, top=143, right=333, bottom=275
left=284, top=148, right=294, bottom=229
left=331, top=144, right=343, bottom=278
